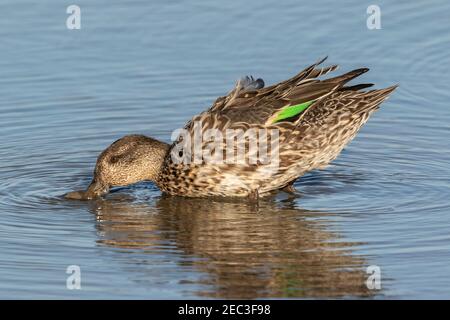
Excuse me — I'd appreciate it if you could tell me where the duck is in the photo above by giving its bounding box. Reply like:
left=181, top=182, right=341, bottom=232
left=65, top=57, right=397, bottom=200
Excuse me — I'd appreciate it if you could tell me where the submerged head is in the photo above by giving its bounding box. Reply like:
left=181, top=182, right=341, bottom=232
left=65, top=135, right=169, bottom=200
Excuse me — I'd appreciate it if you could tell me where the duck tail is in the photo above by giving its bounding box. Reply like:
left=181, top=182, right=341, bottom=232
left=355, top=85, right=398, bottom=114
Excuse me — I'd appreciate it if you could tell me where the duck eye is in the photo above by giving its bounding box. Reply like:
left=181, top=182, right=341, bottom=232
left=178, top=150, right=183, bottom=157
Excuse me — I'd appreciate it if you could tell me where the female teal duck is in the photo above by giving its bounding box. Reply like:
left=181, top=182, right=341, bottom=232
left=65, top=58, right=397, bottom=200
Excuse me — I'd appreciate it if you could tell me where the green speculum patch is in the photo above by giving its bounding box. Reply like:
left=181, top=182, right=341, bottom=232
left=272, top=100, right=314, bottom=123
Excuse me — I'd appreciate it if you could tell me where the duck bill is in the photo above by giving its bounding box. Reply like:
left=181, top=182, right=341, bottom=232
left=64, top=180, right=109, bottom=200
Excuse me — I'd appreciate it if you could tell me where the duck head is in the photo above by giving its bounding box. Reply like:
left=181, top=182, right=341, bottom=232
left=65, top=135, right=169, bottom=200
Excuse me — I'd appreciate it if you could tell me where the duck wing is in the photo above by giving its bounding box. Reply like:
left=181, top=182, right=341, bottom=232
left=203, top=57, right=375, bottom=126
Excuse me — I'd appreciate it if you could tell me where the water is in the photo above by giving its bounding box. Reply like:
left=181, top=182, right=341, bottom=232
left=0, top=0, right=449, bottom=299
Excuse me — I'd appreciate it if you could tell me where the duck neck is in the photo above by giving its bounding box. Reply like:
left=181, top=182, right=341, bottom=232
left=147, top=140, right=170, bottom=181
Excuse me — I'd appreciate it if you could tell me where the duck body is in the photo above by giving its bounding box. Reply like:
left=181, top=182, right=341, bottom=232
left=155, top=58, right=396, bottom=198
left=65, top=58, right=396, bottom=200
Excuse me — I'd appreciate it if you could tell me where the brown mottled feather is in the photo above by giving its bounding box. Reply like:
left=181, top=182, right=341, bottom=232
left=157, top=58, right=397, bottom=197
left=67, top=58, right=397, bottom=200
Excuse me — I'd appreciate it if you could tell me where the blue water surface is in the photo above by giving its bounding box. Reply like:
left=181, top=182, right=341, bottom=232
left=0, top=0, right=449, bottom=299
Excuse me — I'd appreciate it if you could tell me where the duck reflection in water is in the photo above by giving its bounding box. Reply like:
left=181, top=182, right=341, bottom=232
left=87, top=192, right=374, bottom=298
